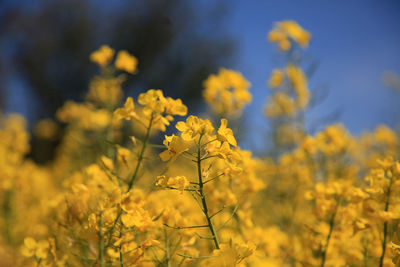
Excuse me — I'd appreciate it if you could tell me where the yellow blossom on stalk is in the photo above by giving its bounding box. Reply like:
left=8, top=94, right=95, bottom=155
left=138, top=89, right=166, bottom=115
left=286, top=64, right=310, bottom=109
left=265, top=92, right=296, bottom=117
left=217, top=118, right=237, bottom=147
left=121, top=205, right=154, bottom=230
left=87, top=76, right=124, bottom=106
left=268, top=20, right=311, bottom=51
left=90, top=45, right=115, bottom=67
left=56, top=101, right=90, bottom=122
left=203, top=68, right=252, bottom=116
left=115, top=50, right=138, bottom=74
left=374, top=125, right=398, bottom=148
left=110, top=233, right=137, bottom=256
left=114, top=90, right=187, bottom=133
left=215, top=141, right=235, bottom=160
left=100, top=155, right=114, bottom=171
left=80, top=109, right=111, bottom=130
left=268, top=69, right=284, bottom=88
left=202, top=241, right=256, bottom=266
left=392, top=230, right=400, bottom=265
left=56, top=101, right=111, bottom=130
left=315, top=124, right=351, bottom=155
left=165, top=97, right=188, bottom=116
left=114, top=97, right=138, bottom=121
left=278, top=20, right=311, bottom=47
left=21, top=237, right=50, bottom=260
left=151, top=113, right=174, bottom=132
left=176, top=115, right=214, bottom=141
left=268, top=28, right=291, bottom=51
left=204, top=136, right=222, bottom=155
left=159, top=135, right=189, bottom=162
left=156, top=175, right=190, bottom=193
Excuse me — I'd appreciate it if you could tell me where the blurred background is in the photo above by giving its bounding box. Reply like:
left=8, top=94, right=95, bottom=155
left=0, top=0, right=400, bottom=160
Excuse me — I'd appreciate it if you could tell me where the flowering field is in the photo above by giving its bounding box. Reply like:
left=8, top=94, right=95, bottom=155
left=1, top=20, right=400, bottom=267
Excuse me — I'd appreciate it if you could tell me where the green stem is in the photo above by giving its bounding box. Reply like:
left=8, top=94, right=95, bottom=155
left=165, top=229, right=171, bottom=267
left=3, top=189, right=12, bottom=244
left=119, top=223, right=124, bottom=267
left=99, top=212, right=105, bottom=267
left=103, top=115, right=154, bottom=265
left=196, top=136, right=220, bottom=249
left=320, top=203, right=338, bottom=267
left=378, top=173, right=394, bottom=267
left=127, top=114, right=154, bottom=191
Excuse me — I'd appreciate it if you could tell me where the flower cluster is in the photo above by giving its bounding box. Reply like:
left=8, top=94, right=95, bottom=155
left=0, top=20, right=399, bottom=267
left=203, top=68, right=252, bottom=117
left=268, top=20, right=311, bottom=51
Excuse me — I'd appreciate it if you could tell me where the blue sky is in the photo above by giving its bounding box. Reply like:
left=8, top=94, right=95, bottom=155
left=218, top=0, right=400, bottom=149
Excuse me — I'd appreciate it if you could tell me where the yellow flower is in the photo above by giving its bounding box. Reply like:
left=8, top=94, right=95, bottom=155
left=202, top=241, right=256, bottom=266
left=217, top=118, right=237, bottom=147
left=164, top=97, right=188, bottom=116
left=138, top=89, right=166, bottom=115
left=156, top=175, right=190, bottom=193
left=286, top=64, right=309, bottom=108
left=90, top=45, right=115, bottom=67
left=115, top=50, right=138, bottom=74
left=159, top=135, right=189, bottom=162
left=265, top=92, right=296, bottom=117
left=268, top=29, right=291, bottom=51
left=121, top=206, right=154, bottom=231
left=277, top=20, right=311, bottom=48
left=87, top=76, right=124, bottom=106
left=114, top=97, right=138, bottom=121
left=176, top=115, right=214, bottom=141
left=268, top=20, right=311, bottom=51
left=21, top=237, right=49, bottom=260
left=203, top=68, right=252, bottom=116
left=374, top=125, right=398, bottom=147
left=268, top=69, right=284, bottom=88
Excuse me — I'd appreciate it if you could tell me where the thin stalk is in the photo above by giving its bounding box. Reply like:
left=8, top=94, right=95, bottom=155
left=3, top=189, right=12, bottom=244
left=127, top=114, right=154, bottom=191
left=119, top=224, right=124, bottom=267
left=104, top=115, right=154, bottom=260
left=105, top=211, right=122, bottom=248
left=378, top=173, right=394, bottom=267
left=35, top=257, right=43, bottom=267
left=320, top=203, right=338, bottom=267
left=99, top=212, right=105, bottom=267
left=164, top=229, right=171, bottom=267
left=196, top=136, right=220, bottom=249
left=163, top=224, right=208, bottom=230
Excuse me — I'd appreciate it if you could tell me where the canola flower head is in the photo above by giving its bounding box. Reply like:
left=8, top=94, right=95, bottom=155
left=268, top=69, right=285, bottom=88
left=217, top=118, right=237, bottom=147
left=90, top=45, right=115, bottom=67
left=115, top=50, right=138, bottom=74
left=159, top=134, right=190, bottom=162
left=203, top=68, right=252, bottom=116
left=21, top=237, right=50, bottom=260
left=114, top=96, right=138, bottom=121
left=87, top=75, right=124, bottom=106
left=268, top=20, right=311, bottom=51
left=156, top=175, right=190, bottom=193
left=176, top=115, right=214, bottom=141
